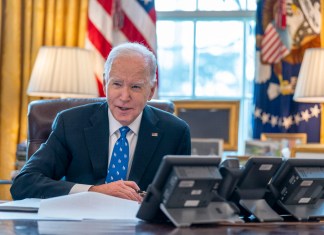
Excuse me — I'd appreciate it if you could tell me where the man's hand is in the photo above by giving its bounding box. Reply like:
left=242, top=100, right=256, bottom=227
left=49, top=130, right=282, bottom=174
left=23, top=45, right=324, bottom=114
left=88, top=180, right=143, bottom=202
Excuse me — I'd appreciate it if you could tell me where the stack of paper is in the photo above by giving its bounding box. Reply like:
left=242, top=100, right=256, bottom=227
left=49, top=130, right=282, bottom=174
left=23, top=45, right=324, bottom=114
left=0, top=198, right=40, bottom=212
left=0, top=192, right=140, bottom=221
left=39, top=192, right=140, bottom=220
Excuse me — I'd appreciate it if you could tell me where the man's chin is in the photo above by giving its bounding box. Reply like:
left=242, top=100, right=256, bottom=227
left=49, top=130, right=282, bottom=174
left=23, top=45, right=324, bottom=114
left=116, top=117, right=131, bottom=126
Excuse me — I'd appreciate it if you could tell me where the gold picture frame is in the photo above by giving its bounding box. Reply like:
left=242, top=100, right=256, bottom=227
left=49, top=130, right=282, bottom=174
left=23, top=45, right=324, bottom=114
left=290, top=144, right=324, bottom=158
left=260, top=133, right=307, bottom=147
left=173, top=100, right=240, bottom=151
left=191, top=138, right=223, bottom=157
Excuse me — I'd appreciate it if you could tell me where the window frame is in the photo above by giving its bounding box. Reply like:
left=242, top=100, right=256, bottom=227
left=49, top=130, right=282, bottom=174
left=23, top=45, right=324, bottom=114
left=156, top=9, right=256, bottom=155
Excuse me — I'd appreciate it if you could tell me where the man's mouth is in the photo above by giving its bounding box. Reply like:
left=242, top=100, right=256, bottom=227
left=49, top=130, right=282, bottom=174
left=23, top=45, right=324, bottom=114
left=118, top=106, right=130, bottom=111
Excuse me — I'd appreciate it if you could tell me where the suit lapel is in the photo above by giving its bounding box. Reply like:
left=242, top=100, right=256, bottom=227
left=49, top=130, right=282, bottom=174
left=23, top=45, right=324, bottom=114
left=129, top=106, right=163, bottom=182
left=84, top=102, right=109, bottom=179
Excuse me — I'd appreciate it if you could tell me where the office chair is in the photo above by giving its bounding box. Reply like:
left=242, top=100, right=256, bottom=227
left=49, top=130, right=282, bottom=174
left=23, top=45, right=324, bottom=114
left=26, top=98, right=174, bottom=160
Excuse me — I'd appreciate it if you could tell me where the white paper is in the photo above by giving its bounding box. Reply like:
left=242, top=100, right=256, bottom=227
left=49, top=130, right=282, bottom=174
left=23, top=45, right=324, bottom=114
left=37, top=220, right=137, bottom=234
left=38, top=191, right=140, bottom=220
left=0, top=212, right=79, bottom=220
left=0, top=211, right=40, bottom=220
left=0, top=199, right=78, bottom=220
left=0, top=198, right=41, bottom=212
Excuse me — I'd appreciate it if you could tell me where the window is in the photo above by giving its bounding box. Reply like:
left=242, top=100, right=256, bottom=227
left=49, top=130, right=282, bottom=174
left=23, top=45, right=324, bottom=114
left=155, top=0, right=256, bottom=155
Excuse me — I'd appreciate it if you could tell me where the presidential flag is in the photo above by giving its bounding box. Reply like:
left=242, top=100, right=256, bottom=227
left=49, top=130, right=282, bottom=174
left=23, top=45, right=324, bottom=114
left=86, top=0, right=157, bottom=96
left=253, top=0, right=321, bottom=142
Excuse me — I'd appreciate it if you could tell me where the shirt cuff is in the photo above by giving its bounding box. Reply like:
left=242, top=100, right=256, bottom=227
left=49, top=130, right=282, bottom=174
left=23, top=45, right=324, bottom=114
left=69, top=184, right=93, bottom=194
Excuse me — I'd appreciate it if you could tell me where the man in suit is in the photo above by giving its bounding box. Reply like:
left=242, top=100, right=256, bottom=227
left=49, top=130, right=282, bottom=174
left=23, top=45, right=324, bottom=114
left=10, top=42, right=191, bottom=202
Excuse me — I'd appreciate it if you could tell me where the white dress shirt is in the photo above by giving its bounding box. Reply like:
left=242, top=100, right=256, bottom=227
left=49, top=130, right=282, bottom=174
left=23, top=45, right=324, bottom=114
left=69, top=108, right=142, bottom=194
left=107, top=109, right=142, bottom=179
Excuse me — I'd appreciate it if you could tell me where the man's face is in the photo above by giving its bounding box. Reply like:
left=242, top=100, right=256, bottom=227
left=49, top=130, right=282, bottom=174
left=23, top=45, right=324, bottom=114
left=103, top=54, right=155, bottom=126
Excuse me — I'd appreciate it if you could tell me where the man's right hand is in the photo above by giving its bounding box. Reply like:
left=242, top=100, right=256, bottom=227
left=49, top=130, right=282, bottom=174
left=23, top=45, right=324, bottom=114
left=88, top=180, right=143, bottom=202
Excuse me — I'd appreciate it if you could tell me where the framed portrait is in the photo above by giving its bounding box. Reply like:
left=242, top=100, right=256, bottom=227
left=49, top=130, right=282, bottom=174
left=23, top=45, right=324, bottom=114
left=173, top=100, right=240, bottom=151
left=244, top=139, right=282, bottom=157
left=191, top=138, right=223, bottom=157
left=260, top=133, right=307, bottom=148
left=260, top=133, right=307, bottom=157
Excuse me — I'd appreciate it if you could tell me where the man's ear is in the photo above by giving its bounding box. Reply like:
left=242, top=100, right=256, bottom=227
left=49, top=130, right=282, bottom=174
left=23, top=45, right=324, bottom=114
left=102, top=78, right=107, bottom=96
left=148, top=82, right=157, bottom=101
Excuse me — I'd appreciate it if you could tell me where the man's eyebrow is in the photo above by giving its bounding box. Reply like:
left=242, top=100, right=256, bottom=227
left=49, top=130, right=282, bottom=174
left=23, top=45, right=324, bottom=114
left=132, top=81, right=146, bottom=85
left=108, top=78, right=147, bottom=85
left=109, top=78, right=123, bottom=82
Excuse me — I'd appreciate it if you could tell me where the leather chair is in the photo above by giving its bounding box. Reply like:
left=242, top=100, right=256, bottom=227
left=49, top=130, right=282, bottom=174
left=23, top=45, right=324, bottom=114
left=26, top=98, right=174, bottom=160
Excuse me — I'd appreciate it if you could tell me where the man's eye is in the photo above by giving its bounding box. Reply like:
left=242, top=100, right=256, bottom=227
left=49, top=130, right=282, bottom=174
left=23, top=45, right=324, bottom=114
left=131, top=85, right=142, bottom=90
left=113, top=82, right=122, bottom=87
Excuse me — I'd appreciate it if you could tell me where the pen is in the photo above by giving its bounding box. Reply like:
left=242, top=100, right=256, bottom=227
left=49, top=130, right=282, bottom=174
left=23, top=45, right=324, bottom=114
left=137, top=190, right=147, bottom=197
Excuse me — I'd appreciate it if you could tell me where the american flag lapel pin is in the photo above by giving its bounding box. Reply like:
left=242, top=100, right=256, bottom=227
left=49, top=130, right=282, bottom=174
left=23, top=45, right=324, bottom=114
left=152, top=132, right=158, bottom=137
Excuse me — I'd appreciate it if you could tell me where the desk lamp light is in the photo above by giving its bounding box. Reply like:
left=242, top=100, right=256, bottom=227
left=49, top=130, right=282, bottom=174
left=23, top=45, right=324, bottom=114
left=27, top=46, right=98, bottom=98
left=293, top=48, right=324, bottom=144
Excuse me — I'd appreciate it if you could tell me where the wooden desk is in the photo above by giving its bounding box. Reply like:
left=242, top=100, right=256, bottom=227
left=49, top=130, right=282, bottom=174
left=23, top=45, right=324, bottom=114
left=1, top=219, right=324, bottom=234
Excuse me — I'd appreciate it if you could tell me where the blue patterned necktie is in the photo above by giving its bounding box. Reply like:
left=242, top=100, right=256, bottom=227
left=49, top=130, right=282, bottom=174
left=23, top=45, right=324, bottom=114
left=106, top=126, right=130, bottom=183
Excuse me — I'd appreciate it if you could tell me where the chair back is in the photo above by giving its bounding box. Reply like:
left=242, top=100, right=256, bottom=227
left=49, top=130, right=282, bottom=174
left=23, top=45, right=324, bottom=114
left=27, top=98, right=174, bottom=160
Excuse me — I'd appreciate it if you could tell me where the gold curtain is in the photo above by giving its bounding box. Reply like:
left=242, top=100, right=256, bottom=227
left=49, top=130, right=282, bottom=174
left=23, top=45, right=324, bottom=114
left=322, top=1, right=324, bottom=47
left=0, top=0, right=89, bottom=200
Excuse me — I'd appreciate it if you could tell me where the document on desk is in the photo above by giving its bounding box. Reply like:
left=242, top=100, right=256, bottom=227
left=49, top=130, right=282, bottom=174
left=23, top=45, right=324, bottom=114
left=38, top=191, right=140, bottom=220
left=0, top=199, right=42, bottom=220
left=0, top=199, right=77, bottom=220
left=0, top=198, right=41, bottom=212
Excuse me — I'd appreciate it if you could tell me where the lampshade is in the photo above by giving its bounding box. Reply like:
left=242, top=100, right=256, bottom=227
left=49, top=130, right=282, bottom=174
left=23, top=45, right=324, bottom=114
left=27, top=46, right=99, bottom=98
left=293, top=48, right=324, bottom=103
left=293, top=48, right=324, bottom=144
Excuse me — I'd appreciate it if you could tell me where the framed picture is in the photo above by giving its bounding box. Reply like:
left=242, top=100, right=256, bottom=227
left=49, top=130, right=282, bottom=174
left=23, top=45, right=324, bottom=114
left=244, top=139, right=282, bottom=157
left=260, top=133, right=307, bottom=148
left=191, top=138, right=223, bottom=157
left=173, top=100, right=240, bottom=151
left=290, top=144, right=324, bottom=158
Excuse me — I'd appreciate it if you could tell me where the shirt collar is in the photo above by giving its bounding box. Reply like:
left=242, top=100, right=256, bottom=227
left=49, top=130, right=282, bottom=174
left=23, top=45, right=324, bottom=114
left=108, top=108, right=142, bottom=136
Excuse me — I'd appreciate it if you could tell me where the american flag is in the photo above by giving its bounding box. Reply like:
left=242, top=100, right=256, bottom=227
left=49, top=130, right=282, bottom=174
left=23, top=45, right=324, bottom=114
left=260, top=22, right=290, bottom=64
left=86, top=0, right=157, bottom=96
left=253, top=0, right=321, bottom=143
left=260, top=0, right=289, bottom=64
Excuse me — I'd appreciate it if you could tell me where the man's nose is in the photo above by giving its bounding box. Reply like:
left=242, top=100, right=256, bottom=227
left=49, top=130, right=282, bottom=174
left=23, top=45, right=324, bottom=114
left=120, top=86, right=131, bottom=100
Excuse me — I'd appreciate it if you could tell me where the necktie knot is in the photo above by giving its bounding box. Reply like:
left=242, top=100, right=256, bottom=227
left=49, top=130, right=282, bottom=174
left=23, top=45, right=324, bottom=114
left=119, top=126, right=130, bottom=138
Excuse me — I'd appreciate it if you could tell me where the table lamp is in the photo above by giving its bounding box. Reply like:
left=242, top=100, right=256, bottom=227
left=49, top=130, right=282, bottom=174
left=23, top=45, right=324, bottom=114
left=27, top=46, right=99, bottom=98
left=293, top=48, right=324, bottom=144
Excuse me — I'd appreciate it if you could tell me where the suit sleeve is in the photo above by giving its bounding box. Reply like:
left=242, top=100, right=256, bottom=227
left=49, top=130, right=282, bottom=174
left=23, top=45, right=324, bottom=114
left=10, top=113, right=75, bottom=200
left=175, top=124, right=191, bottom=155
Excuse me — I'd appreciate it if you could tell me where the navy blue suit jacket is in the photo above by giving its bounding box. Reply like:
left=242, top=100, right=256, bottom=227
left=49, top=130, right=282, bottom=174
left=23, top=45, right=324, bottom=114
left=11, top=102, right=191, bottom=199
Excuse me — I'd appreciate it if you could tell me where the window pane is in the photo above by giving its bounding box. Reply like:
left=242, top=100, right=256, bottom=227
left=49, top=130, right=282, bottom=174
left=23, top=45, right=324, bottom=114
left=157, top=21, right=194, bottom=97
left=247, top=0, right=257, bottom=10
left=198, top=0, right=256, bottom=11
left=155, top=0, right=256, bottom=11
left=198, top=0, right=242, bottom=10
left=195, top=21, right=244, bottom=98
left=245, top=20, right=256, bottom=98
left=155, top=0, right=196, bottom=11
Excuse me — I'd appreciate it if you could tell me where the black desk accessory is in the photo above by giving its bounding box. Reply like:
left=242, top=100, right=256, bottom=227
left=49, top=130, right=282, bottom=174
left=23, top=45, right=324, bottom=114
left=219, top=157, right=283, bottom=222
left=268, top=158, right=324, bottom=221
left=136, top=155, right=243, bottom=227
